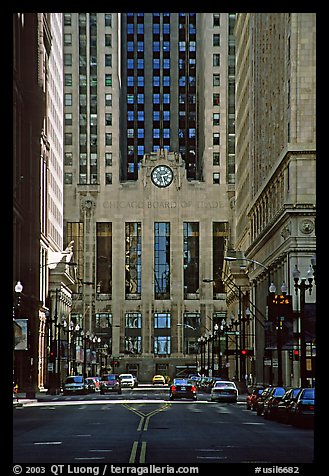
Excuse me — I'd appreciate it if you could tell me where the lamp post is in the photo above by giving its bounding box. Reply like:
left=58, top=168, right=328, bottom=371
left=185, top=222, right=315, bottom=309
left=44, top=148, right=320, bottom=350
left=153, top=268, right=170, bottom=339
left=293, top=264, right=314, bottom=388
left=224, top=256, right=271, bottom=289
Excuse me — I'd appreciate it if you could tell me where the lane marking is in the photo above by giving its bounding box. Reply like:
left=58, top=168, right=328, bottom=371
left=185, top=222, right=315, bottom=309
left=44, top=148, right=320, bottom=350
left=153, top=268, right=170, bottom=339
left=140, top=441, right=147, bottom=463
left=34, top=441, right=62, bottom=445
left=129, top=441, right=138, bottom=463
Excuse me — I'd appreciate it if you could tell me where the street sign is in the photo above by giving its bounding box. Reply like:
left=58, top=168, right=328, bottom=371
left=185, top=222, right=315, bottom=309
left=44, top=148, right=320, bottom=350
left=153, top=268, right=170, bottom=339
left=225, top=331, right=240, bottom=335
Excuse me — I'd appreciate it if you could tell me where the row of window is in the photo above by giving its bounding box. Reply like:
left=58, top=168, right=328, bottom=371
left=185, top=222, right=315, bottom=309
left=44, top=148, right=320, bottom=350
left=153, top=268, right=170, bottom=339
left=64, top=13, right=112, bottom=27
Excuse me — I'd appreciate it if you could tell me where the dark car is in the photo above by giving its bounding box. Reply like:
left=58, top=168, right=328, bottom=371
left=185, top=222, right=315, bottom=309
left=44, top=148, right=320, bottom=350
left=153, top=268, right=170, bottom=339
left=256, top=386, right=273, bottom=415
left=169, top=378, right=197, bottom=401
left=63, top=375, right=89, bottom=395
left=276, top=387, right=302, bottom=423
left=263, top=386, right=286, bottom=419
left=246, top=387, right=264, bottom=411
left=100, top=374, right=122, bottom=394
left=290, top=387, right=315, bottom=427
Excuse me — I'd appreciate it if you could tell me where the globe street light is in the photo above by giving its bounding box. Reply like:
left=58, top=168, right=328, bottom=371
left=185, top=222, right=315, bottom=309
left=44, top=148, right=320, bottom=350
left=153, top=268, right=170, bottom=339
left=293, top=264, right=314, bottom=387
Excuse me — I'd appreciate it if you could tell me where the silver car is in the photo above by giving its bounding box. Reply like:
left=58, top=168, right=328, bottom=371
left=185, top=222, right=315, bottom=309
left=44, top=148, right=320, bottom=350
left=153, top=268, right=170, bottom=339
left=210, top=380, right=238, bottom=403
left=63, top=376, right=89, bottom=395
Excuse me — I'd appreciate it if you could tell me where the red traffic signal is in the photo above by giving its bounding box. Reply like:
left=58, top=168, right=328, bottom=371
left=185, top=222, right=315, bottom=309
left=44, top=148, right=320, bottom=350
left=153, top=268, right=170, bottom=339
left=241, top=349, right=248, bottom=356
left=293, top=349, right=300, bottom=361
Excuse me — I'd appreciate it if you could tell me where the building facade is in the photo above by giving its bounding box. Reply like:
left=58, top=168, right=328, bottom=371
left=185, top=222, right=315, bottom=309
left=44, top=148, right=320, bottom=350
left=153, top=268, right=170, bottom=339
left=63, top=13, right=235, bottom=381
left=227, top=13, right=316, bottom=387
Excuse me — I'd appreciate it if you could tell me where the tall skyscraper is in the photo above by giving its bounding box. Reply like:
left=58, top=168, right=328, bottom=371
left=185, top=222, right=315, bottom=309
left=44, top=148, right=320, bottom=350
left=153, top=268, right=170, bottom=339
left=63, top=13, right=235, bottom=380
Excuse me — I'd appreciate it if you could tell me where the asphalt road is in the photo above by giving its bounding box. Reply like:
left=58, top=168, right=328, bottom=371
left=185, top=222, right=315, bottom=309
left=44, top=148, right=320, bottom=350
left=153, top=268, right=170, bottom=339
left=13, top=387, right=314, bottom=465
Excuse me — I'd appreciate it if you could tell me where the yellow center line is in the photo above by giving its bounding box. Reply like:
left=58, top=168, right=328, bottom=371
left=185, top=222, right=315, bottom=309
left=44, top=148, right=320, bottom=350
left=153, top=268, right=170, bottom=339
left=129, top=441, right=138, bottom=464
left=140, top=441, right=147, bottom=463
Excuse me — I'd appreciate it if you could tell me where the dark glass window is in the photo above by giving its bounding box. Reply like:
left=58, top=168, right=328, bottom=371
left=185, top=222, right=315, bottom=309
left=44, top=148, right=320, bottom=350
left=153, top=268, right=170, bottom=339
left=154, top=223, right=170, bottom=299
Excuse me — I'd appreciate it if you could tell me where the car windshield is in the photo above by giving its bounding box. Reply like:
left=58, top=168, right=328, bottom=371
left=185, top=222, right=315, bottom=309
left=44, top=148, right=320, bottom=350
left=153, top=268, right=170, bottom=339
left=174, top=379, right=189, bottom=385
left=120, top=374, right=133, bottom=379
left=102, top=375, right=118, bottom=381
left=66, top=376, right=83, bottom=384
left=214, top=382, right=235, bottom=388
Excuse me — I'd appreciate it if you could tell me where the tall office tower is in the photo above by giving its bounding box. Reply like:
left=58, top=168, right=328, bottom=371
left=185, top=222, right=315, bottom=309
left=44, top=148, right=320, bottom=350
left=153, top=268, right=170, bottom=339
left=232, top=13, right=316, bottom=386
left=63, top=13, right=235, bottom=381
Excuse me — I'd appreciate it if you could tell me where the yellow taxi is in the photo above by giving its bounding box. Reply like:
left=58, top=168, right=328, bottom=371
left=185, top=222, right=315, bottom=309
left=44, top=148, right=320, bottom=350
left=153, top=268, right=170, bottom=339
left=152, top=374, right=166, bottom=385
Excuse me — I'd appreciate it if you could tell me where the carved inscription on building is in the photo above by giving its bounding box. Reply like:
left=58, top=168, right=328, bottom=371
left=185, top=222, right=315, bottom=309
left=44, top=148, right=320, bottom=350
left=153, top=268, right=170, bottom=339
left=103, top=200, right=221, bottom=209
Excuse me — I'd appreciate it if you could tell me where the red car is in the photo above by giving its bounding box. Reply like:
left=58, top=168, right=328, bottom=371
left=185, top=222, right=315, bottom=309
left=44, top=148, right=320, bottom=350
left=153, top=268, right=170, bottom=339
left=100, top=374, right=122, bottom=394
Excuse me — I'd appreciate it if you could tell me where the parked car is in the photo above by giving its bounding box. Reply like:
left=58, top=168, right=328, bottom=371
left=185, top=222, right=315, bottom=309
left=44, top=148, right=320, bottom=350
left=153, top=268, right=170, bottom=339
left=256, top=386, right=273, bottom=415
left=263, top=386, right=286, bottom=419
left=210, top=380, right=238, bottom=403
left=152, top=374, right=166, bottom=385
left=290, top=387, right=315, bottom=427
left=85, top=377, right=97, bottom=393
left=100, top=374, right=122, bottom=394
left=276, top=387, right=302, bottom=423
left=119, top=373, right=135, bottom=388
left=246, top=387, right=264, bottom=411
left=89, top=376, right=101, bottom=391
left=169, top=378, right=197, bottom=401
left=63, top=376, right=89, bottom=395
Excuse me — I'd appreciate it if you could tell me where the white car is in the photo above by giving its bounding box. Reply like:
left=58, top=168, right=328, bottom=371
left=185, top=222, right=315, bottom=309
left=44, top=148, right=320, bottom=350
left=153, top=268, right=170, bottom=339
left=119, top=373, right=135, bottom=388
left=210, top=380, right=238, bottom=403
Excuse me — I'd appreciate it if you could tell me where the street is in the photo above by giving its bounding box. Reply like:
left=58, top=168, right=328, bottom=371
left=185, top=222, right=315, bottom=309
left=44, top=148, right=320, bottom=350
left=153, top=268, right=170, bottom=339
left=13, top=386, right=314, bottom=465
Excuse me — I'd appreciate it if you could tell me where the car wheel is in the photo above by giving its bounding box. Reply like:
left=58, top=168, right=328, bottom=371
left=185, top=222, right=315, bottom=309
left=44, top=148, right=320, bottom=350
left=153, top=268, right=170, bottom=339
left=256, top=408, right=262, bottom=416
left=118, top=390, right=122, bottom=394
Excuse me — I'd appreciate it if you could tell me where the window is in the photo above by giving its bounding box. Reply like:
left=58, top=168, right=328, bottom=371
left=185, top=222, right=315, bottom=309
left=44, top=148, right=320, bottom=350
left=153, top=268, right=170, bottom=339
left=95, top=313, right=112, bottom=329
left=64, top=33, right=72, bottom=45
left=65, top=113, right=72, bottom=126
left=65, top=152, right=73, bottom=166
left=105, top=34, right=112, bottom=47
left=125, top=336, right=142, bottom=354
left=213, top=14, right=220, bottom=26
left=105, top=133, right=112, bottom=146
left=213, top=173, right=220, bottom=184
left=64, top=13, right=71, bottom=26
left=213, top=93, right=220, bottom=106
left=154, top=336, right=171, bottom=355
left=213, top=54, right=220, bottom=67
left=213, top=132, right=220, bottom=145
left=125, top=313, right=142, bottom=328
left=213, top=152, right=220, bottom=166
left=183, top=223, right=199, bottom=297
left=105, top=153, right=112, bottom=166
left=65, top=94, right=72, bottom=106
left=64, top=74, right=72, bottom=86
left=213, top=34, right=220, bottom=47
left=154, top=313, right=171, bottom=329
left=213, top=113, right=220, bottom=126
left=105, top=113, right=112, bottom=126
left=125, top=223, right=142, bottom=298
left=213, top=223, right=228, bottom=294
left=213, top=74, right=220, bottom=86
left=105, top=173, right=112, bottom=185
left=154, top=223, right=170, bottom=299
left=96, top=222, right=112, bottom=294
left=64, top=54, right=72, bottom=66
left=65, top=133, right=72, bottom=145
left=105, top=13, right=112, bottom=27
left=105, top=93, right=112, bottom=106
left=64, top=173, right=72, bottom=184
left=105, top=74, right=112, bottom=86
left=105, top=54, right=112, bottom=67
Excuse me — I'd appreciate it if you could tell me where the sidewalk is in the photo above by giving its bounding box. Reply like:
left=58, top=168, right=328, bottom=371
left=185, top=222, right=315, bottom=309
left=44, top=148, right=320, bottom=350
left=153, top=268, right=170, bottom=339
left=13, top=390, right=46, bottom=407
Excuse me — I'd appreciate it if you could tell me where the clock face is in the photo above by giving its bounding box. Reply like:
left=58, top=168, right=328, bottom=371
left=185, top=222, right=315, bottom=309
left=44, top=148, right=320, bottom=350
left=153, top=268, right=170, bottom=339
left=151, top=165, right=173, bottom=188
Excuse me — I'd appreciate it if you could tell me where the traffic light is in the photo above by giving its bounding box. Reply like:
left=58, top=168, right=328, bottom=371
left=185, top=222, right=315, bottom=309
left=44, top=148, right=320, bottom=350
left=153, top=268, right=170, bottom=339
left=293, top=349, right=300, bottom=361
left=241, top=349, right=248, bottom=356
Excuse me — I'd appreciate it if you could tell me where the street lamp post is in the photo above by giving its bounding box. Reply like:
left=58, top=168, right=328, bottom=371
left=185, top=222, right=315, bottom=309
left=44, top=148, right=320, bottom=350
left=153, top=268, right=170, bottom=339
left=293, top=264, right=314, bottom=388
